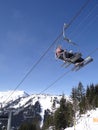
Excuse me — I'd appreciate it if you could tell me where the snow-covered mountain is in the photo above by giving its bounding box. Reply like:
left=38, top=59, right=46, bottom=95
left=0, top=90, right=69, bottom=128
left=0, top=91, right=98, bottom=130
left=0, top=90, right=69, bottom=109
left=65, top=108, right=98, bottom=130
left=0, top=90, right=29, bottom=103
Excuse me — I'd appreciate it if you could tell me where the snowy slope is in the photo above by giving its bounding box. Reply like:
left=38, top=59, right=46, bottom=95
left=65, top=108, right=98, bottom=130
left=0, top=90, right=29, bottom=103
left=0, top=91, right=69, bottom=110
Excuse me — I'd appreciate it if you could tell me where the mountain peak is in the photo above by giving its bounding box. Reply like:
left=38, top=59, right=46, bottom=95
left=0, top=90, right=29, bottom=104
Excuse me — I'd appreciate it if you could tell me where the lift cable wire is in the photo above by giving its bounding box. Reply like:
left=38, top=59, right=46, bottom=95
left=65, top=0, right=92, bottom=30
left=39, top=69, right=71, bottom=94
left=87, top=48, right=98, bottom=57
left=3, top=0, right=91, bottom=104
left=64, top=11, right=98, bottom=54
left=69, top=4, right=98, bottom=38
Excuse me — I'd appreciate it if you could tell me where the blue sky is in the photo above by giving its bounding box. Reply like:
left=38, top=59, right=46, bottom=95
left=0, top=0, right=98, bottom=95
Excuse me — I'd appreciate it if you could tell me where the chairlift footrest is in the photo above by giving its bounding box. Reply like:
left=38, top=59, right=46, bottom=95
left=72, top=56, right=93, bottom=71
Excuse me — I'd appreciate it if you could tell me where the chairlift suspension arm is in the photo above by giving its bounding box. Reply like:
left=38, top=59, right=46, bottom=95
left=63, top=23, right=80, bottom=52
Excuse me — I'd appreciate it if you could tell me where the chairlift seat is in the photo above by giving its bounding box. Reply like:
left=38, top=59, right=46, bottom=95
left=70, top=53, right=82, bottom=63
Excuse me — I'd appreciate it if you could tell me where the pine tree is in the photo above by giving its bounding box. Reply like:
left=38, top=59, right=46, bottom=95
left=54, top=95, right=74, bottom=130
left=43, top=114, right=54, bottom=130
left=86, top=85, right=93, bottom=109
left=71, top=87, right=79, bottom=111
left=86, top=84, right=95, bottom=108
left=93, top=84, right=98, bottom=108
left=42, top=109, right=54, bottom=130
left=71, top=82, right=86, bottom=114
left=77, top=82, right=85, bottom=102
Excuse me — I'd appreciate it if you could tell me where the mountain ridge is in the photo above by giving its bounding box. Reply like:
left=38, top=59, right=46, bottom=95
left=0, top=90, right=68, bottom=129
